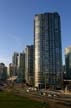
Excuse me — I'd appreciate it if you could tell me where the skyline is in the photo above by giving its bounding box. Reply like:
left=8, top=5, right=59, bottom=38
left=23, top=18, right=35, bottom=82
left=0, top=0, right=71, bottom=66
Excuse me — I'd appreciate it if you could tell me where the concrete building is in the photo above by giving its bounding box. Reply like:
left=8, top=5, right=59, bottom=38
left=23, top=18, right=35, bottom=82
left=25, top=45, right=34, bottom=85
left=34, top=13, right=62, bottom=89
left=65, top=46, right=71, bottom=80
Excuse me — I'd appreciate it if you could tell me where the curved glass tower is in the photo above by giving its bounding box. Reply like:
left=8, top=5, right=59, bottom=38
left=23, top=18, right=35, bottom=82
left=34, top=13, right=62, bottom=89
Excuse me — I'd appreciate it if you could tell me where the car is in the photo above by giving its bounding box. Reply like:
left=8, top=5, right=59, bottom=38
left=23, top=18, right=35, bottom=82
left=53, top=94, right=57, bottom=97
left=26, top=89, right=29, bottom=92
left=47, top=94, right=52, bottom=97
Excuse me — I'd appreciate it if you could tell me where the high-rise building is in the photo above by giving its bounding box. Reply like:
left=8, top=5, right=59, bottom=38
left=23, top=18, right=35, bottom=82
left=0, top=63, right=8, bottom=81
left=12, top=52, right=18, bottom=65
left=17, top=53, right=25, bottom=82
left=34, top=13, right=62, bottom=89
left=65, top=46, right=71, bottom=80
left=9, top=63, right=17, bottom=77
left=25, top=45, right=34, bottom=85
left=12, top=52, right=19, bottom=76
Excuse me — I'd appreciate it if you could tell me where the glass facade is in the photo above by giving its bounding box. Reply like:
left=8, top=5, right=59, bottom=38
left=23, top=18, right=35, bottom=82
left=34, top=13, right=62, bottom=89
left=17, top=53, right=25, bottom=82
left=65, top=46, right=71, bottom=80
left=25, top=45, right=34, bottom=85
left=12, top=52, right=19, bottom=76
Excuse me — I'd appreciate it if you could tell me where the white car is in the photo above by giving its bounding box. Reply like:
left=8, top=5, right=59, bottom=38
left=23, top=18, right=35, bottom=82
left=47, top=94, right=52, bottom=97
left=53, top=94, right=57, bottom=97
left=26, top=89, right=29, bottom=92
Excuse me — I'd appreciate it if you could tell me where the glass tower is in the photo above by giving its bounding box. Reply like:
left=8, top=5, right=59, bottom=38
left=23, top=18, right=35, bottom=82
left=25, top=45, right=34, bottom=85
left=34, top=13, right=62, bottom=89
left=65, top=46, right=71, bottom=80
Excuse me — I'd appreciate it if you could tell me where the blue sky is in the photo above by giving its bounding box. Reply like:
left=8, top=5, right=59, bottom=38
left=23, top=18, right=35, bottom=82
left=0, top=0, right=71, bottom=66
